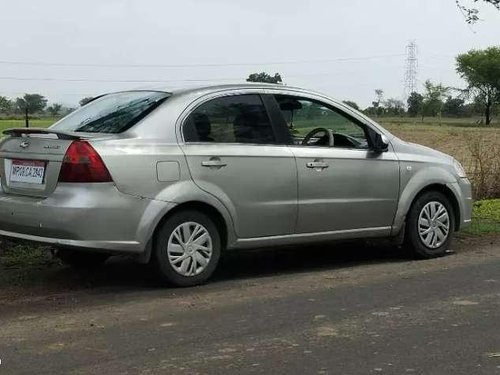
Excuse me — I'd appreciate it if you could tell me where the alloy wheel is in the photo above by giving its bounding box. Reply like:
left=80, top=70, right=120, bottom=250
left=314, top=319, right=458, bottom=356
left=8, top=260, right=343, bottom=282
left=418, top=201, right=450, bottom=249
left=167, top=221, right=213, bottom=276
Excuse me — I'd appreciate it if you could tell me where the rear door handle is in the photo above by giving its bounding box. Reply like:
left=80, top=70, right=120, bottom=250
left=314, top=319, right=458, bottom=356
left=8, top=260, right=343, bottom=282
left=201, top=157, right=227, bottom=168
left=306, top=161, right=329, bottom=170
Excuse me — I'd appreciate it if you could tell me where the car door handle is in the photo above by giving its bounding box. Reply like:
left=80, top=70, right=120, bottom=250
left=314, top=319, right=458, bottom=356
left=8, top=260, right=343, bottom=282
left=201, top=158, right=227, bottom=168
left=306, top=161, right=329, bottom=169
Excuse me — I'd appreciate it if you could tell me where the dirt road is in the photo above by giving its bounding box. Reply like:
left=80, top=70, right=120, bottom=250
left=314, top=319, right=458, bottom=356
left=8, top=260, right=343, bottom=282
left=1, top=235, right=499, bottom=374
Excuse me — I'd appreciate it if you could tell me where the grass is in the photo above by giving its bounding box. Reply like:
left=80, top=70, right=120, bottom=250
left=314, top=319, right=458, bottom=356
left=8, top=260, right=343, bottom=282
left=465, top=199, right=500, bottom=235
left=0, top=240, right=60, bottom=286
left=0, top=118, right=57, bottom=134
left=0, top=241, right=56, bottom=268
left=378, top=116, right=499, bottom=128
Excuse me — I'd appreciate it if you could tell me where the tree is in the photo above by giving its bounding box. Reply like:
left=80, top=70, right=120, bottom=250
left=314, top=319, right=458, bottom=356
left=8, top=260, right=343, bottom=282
left=442, top=96, right=466, bottom=117
left=79, top=97, right=94, bottom=106
left=342, top=100, right=360, bottom=111
left=384, top=98, right=405, bottom=116
left=15, top=94, right=47, bottom=127
left=422, top=80, right=449, bottom=120
left=370, top=89, right=385, bottom=116
left=46, top=103, right=63, bottom=117
left=456, top=46, right=500, bottom=125
left=0, top=96, right=12, bottom=114
left=456, top=0, right=500, bottom=23
left=407, top=92, right=424, bottom=118
left=246, top=72, right=283, bottom=84
left=373, top=89, right=384, bottom=107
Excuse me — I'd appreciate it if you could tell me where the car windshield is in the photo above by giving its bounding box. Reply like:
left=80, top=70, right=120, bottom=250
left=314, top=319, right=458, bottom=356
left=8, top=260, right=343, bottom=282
left=50, top=91, right=170, bottom=133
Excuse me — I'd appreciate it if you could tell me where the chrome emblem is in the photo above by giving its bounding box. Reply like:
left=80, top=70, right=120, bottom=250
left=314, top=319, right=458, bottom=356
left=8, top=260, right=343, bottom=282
left=19, top=140, right=30, bottom=149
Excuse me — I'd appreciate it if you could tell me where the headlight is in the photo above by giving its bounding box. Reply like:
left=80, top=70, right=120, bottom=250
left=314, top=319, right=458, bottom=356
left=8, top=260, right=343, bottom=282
left=453, top=159, right=467, bottom=178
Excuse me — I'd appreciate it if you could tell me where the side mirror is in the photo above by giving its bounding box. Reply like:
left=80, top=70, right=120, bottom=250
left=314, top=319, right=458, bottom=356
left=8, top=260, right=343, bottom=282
left=373, top=133, right=389, bottom=152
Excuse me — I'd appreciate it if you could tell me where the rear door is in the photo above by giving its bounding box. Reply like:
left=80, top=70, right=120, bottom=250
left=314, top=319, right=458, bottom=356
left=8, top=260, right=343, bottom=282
left=180, top=93, right=297, bottom=239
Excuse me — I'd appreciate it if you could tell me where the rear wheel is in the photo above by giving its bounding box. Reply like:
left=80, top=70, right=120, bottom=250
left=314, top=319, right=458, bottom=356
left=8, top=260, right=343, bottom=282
left=153, top=210, right=221, bottom=287
left=404, top=191, right=455, bottom=259
left=56, top=249, right=110, bottom=269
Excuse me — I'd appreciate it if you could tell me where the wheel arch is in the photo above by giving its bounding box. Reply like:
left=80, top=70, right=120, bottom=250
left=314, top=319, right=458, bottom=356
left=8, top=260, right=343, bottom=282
left=138, top=200, right=232, bottom=264
left=394, top=182, right=461, bottom=236
left=392, top=164, right=462, bottom=236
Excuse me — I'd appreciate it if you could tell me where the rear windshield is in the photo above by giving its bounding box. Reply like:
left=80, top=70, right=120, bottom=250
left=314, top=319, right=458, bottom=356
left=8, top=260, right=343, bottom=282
left=51, top=91, right=169, bottom=133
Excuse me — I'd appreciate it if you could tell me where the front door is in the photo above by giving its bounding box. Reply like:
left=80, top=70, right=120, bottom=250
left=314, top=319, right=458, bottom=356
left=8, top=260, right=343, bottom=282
left=272, top=94, right=400, bottom=234
left=180, top=93, right=297, bottom=239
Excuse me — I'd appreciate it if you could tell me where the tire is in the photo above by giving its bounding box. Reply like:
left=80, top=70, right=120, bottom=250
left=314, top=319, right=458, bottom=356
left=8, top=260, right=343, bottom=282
left=57, top=249, right=110, bottom=269
left=152, top=210, right=222, bottom=287
left=404, top=191, right=455, bottom=259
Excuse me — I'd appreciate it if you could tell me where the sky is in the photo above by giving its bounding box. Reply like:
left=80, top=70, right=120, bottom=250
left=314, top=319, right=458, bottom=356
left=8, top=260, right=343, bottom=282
left=0, top=0, right=499, bottom=108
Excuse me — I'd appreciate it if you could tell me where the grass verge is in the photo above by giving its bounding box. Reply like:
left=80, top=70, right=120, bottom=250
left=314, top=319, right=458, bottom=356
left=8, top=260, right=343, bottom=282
left=0, top=241, right=56, bottom=268
left=465, top=199, right=500, bottom=235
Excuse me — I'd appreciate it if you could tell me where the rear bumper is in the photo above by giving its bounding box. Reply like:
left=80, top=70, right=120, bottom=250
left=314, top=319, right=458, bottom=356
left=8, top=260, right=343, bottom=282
left=447, top=178, right=473, bottom=230
left=0, top=229, right=141, bottom=252
left=0, top=183, right=175, bottom=253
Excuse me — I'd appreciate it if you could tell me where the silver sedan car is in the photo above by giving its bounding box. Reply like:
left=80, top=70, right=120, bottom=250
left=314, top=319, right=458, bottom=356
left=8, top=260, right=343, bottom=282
left=0, top=84, right=472, bottom=286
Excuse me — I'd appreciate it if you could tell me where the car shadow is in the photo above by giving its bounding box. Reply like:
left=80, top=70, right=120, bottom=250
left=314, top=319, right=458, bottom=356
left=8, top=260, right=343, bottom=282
left=213, top=240, right=406, bottom=282
left=18, top=240, right=408, bottom=295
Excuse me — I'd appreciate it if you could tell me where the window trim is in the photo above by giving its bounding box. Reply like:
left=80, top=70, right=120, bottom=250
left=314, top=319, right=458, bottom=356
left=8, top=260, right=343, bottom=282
left=181, top=92, right=286, bottom=146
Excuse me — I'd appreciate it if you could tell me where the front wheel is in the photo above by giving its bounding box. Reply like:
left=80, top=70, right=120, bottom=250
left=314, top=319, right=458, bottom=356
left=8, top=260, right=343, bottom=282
left=152, top=210, right=221, bottom=287
left=404, top=191, right=455, bottom=259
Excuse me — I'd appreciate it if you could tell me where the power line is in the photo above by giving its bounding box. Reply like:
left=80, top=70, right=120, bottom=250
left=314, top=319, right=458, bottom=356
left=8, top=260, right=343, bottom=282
left=0, top=53, right=405, bottom=69
left=0, top=90, right=96, bottom=96
left=0, top=76, right=243, bottom=83
left=0, top=64, right=408, bottom=84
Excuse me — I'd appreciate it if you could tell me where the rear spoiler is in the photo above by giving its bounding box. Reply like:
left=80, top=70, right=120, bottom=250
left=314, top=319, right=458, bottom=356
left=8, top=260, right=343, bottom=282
left=3, top=128, right=82, bottom=140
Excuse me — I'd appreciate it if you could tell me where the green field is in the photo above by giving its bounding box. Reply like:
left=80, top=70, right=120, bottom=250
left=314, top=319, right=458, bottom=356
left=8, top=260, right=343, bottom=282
left=0, top=118, right=58, bottom=133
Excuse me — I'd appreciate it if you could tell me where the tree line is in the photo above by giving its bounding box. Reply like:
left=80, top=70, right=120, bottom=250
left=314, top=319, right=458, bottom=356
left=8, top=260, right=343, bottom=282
left=0, top=95, right=95, bottom=126
left=247, top=46, right=500, bottom=125
left=0, top=94, right=72, bottom=118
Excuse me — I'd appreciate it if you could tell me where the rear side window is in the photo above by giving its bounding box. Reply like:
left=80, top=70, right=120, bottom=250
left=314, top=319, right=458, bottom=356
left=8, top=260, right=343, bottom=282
left=184, top=94, right=275, bottom=144
left=51, top=91, right=169, bottom=133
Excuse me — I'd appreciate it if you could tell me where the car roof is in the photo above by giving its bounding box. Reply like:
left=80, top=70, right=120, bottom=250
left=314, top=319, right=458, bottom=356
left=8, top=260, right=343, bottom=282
left=164, top=82, right=300, bottom=95
left=99, top=83, right=338, bottom=104
left=113, top=82, right=316, bottom=97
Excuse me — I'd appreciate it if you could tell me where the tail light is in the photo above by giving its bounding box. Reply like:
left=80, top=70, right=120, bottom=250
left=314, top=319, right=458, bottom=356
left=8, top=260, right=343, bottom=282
left=58, top=141, right=113, bottom=183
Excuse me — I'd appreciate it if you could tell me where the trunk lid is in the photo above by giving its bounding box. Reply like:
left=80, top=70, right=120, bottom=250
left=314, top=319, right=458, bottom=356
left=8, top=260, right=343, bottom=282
left=0, top=128, right=85, bottom=197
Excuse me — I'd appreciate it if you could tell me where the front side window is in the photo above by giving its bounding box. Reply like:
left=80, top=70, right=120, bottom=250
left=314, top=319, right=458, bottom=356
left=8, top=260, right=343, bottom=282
left=51, top=91, right=169, bottom=133
left=274, top=95, right=369, bottom=149
left=184, top=94, right=275, bottom=144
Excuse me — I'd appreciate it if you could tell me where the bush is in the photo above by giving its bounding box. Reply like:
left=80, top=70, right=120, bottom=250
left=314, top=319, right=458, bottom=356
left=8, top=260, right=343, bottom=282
left=464, top=133, right=500, bottom=199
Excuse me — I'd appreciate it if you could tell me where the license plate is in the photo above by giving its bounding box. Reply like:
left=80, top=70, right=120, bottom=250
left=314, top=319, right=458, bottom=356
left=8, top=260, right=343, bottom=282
left=10, top=159, right=46, bottom=184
